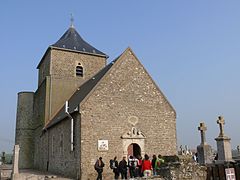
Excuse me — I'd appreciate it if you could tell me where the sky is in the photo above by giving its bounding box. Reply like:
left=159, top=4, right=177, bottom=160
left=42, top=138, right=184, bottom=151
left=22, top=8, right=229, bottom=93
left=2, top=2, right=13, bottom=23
left=0, top=1, right=240, bottom=153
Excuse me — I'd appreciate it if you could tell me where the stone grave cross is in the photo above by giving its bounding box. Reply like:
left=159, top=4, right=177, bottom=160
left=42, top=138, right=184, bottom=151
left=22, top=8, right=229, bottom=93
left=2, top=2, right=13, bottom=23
left=198, top=122, right=207, bottom=144
left=217, top=116, right=225, bottom=137
left=180, top=145, right=183, bottom=154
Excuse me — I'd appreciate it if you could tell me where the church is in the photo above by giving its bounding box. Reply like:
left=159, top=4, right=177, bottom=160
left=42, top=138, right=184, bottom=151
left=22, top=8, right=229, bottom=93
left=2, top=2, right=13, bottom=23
left=15, top=23, right=177, bottom=179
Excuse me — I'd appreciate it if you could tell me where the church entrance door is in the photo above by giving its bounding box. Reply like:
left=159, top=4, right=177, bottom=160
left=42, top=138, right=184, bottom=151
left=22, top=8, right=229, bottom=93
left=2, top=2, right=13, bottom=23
left=127, top=143, right=141, bottom=158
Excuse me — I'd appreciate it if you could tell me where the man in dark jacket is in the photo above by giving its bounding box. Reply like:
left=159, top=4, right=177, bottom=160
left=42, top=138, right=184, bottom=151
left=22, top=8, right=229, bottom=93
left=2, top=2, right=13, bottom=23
left=110, top=156, right=119, bottom=180
left=152, top=155, right=157, bottom=176
left=118, top=156, right=128, bottom=179
left=128, top=155, right=138, bottom=178
left=95, top=157, right=105, bottom=180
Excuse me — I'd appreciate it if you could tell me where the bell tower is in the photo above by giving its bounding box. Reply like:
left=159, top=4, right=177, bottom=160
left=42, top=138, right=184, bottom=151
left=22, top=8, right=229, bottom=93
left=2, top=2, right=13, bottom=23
left=36, top=25, right=108, bottom=125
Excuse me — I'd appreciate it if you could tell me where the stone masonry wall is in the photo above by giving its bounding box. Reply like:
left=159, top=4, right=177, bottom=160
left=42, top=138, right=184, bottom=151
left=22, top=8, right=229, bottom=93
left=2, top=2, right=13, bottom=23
left=168, top=156, right=207, bottom=180
left=33, top=78, right=48, bottom=127
left=33, top=79, right=47, bottom=169
left=46, top=49, right=107, bottom=123
left=48, top=77, right=83, bottom=120
left=15, top=92, right=34, bottom=169
left=80, top=49, right=177, bottom=179
left=38, top=51, right=51, bottom=86
left=34, top=47, right=106, bottom=173
left=51, top=49, right=106, bottom=79
left=34, top=112, right=81, bottom=179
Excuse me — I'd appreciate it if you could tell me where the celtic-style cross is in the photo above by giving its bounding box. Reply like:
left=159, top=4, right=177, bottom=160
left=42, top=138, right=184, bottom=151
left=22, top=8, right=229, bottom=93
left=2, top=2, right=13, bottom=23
left=217, top=116, right=225, bottom=137
left=198, top=122, right=207, bottom=144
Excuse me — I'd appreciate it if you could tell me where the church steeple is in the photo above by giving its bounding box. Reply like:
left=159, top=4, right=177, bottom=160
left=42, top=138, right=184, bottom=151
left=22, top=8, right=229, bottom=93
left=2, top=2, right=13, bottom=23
left=70, top=13, right=74, bottom=28
left=36, top=25, right=107, bottom=124
left=51, top=26, right=107, bottom=57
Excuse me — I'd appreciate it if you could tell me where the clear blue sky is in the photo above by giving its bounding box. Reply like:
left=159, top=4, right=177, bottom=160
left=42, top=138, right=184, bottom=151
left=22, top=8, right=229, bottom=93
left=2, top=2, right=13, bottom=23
left=0, top=1, right=240, bottom=153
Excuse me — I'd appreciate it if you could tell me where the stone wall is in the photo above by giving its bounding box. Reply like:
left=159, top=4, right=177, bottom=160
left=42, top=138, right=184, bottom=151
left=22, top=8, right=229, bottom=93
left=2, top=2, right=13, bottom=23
left=137, top=156, right=207, bottom=180
left=34, top=78, right=47, bottom=126
left=0, top=165, right=12, bottom=180
left=80, top=48, right=177, bottom=179
left=167, top=156, right=207, bottom=180
left=47, top=114, right=80, bottom=178
left=33, top=79, right=47, bottom=169
left=51, top=49, right=106, bottom=79
left=38, top=50, right=51, bottom=86
left=33, top=45, right=107, bottom=176
left=48, top=77, right=83, bottom=120
left=34, top=112, right=81, bottom=179
left=15, top=92, right=34, bottom=169
left=43, top=48, right=107, bottom=123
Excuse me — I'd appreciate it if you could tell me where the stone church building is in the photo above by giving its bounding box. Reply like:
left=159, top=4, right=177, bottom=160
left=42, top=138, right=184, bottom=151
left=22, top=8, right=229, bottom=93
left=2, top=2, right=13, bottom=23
left=15, top=24, right=177, bottom=179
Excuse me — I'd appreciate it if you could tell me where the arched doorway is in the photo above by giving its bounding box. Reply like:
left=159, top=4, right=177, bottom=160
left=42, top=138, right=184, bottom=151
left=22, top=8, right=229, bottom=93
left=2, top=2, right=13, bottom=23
left=128, top=143, right=141, bottom=158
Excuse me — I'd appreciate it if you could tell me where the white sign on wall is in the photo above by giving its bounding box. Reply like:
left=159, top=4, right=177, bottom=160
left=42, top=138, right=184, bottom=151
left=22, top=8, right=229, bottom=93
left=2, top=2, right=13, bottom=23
left=98, top=140, right=108, bottom=151
left=225, top=168, right=236, bottom=180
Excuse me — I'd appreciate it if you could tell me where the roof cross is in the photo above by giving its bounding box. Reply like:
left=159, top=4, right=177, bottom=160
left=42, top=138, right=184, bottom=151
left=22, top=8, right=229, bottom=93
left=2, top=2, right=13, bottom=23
left=217, top=116, right=225, bottom=137
left=198, top=122, right=207, bottom=144
left=70, top=13, right=74, bottom=28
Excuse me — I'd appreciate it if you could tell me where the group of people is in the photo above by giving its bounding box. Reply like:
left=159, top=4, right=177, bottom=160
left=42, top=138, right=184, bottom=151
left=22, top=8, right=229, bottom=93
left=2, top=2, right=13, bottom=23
left=94, top=154, right=165, bottom=180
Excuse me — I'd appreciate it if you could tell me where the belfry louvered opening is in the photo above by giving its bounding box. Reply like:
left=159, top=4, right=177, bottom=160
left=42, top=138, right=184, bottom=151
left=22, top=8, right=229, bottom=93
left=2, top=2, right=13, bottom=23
left=76, top=64, right=83, bottom=77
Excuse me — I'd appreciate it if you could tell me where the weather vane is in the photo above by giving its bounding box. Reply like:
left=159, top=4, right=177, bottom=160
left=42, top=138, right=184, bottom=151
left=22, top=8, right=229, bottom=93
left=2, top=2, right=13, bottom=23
left=70, top=13, right=74, bottom=28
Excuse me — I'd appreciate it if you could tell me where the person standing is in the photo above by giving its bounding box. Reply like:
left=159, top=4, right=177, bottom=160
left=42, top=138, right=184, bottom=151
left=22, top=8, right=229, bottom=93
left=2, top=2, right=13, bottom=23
left=128, top=156, right=138, bottom=178
left=118, top=156, right=128, bottom=179
left=94, top=157, right=105, bottom=180
left=137, top=156, right=143, bottom=177
left=152, top=155, right=157, bottom=176
left=142, top=154, right=152, bottom=177
left=110, top=156, right=119, bottom=180
left=155, top=154, right=164, bottom=175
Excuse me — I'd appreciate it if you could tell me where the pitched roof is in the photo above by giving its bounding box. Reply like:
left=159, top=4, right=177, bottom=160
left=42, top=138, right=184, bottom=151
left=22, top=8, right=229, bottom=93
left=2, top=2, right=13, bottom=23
left=51, top=27, right=107, bottom=57
left=44, top=47, right=176, bottom=130
left=37, top=27, right=108, bottom=69
left=45, top=58, right=118, bottom=129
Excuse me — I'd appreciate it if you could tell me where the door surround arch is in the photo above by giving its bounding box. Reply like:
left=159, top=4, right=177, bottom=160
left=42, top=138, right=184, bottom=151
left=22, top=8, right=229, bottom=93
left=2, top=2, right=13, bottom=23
left=121, top=126, right=146, bottom=158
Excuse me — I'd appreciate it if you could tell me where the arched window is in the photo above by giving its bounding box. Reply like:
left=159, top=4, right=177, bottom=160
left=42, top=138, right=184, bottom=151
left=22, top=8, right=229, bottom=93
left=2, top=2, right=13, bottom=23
left=76, top=63, right=83, bottom=77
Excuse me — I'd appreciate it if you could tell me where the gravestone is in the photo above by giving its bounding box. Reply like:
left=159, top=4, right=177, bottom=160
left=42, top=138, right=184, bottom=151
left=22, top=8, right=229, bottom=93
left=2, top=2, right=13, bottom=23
left=1, top=152, right=6, bottom=164
left=185, top=145, right=189, bottom=155
left=215, top=116, right=233, bottom=162
left=236, top=145, right=240, bottom=159
left=11, top=145, right=20, bottom=180
left=179, top=145, right=184, bottom=155
left=197, top=122, right=212, bottom=164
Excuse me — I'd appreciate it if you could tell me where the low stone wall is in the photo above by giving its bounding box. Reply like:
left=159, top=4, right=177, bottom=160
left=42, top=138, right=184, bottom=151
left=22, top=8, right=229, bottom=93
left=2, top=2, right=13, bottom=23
left=159, top=155, right=207, bottom=180
left=12, top=169, right=73, bottom=180
left=0, top=164, right=12, bottom=180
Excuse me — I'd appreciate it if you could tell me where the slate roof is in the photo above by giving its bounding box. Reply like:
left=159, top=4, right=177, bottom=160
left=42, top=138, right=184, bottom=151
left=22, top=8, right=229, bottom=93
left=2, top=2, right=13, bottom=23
left=45, top=57, right=119, bottom=129
left=51, top=27, right=107, bottom=57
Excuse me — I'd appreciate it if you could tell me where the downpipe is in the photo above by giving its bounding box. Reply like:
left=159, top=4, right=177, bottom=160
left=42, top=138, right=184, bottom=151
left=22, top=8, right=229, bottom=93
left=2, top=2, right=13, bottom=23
left=65, top=101, right=74, bottom=151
